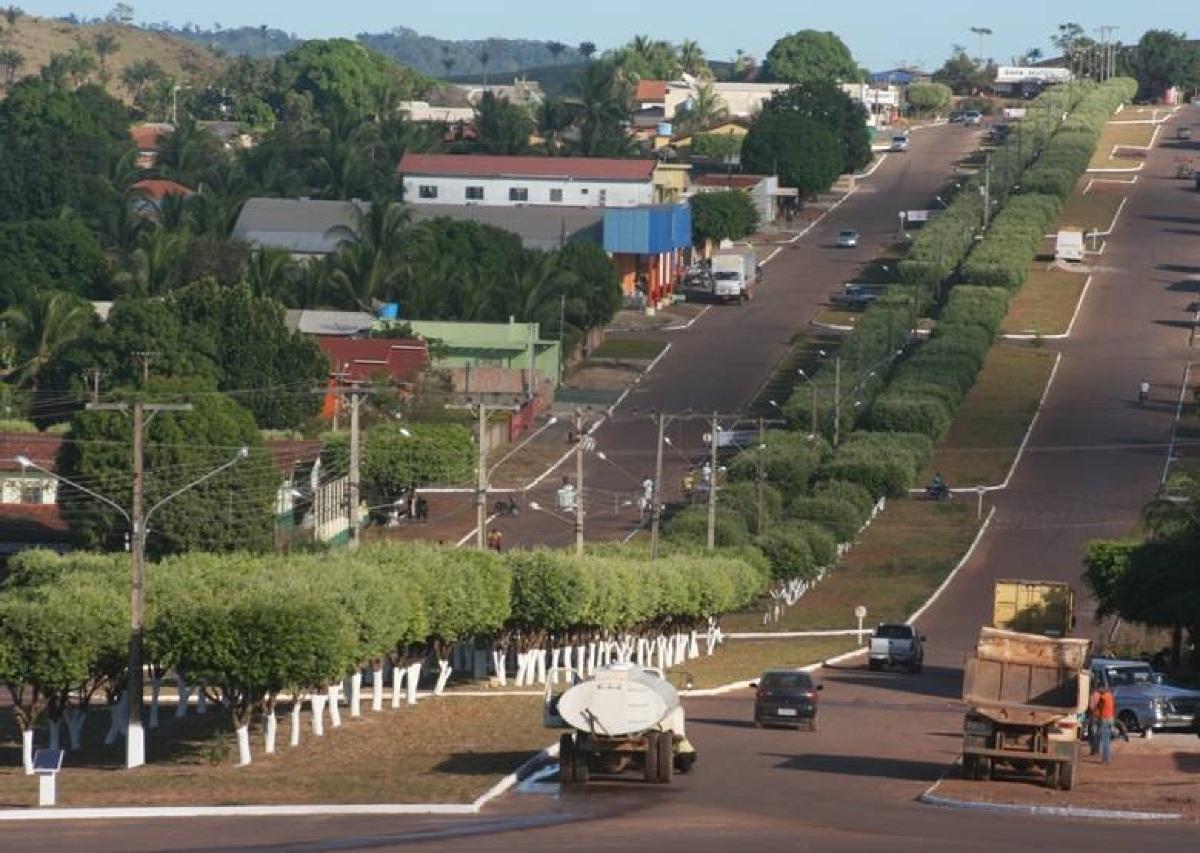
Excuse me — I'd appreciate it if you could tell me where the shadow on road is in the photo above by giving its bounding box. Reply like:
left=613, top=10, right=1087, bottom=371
left=1174, top=753, right=1200, bottom=774
left=821, top=665, right=963, bottom=701
left=1167, top=279, right=1200, bottom=293
left=1142, top=215, right=1200, bottom=226
left=1162, top=228, right=1200, bottom=237
left=688, top=717, right=759, bottom=730
left=1153, top=319, right=1200, bottom=331
left=764, top=752, right=948, bottom=781
left=1157, top=263, right=1200, bottom=275
left=433, top=752, right=549, bottom=776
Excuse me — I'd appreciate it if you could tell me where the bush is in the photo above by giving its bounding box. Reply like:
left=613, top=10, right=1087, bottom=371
left=757, top=526, right=816, bottom=581
left=940, top=286, right=1010, bottom=337
left=662, top=505, right=753, bottom=549
left=727, top=431, right=828, bottom=499
left=792, top=521, right=838, bottom=567
left=866, top=393, right=953, bottom=440
left=787, top=495, right=862, bottom=542
left=906, top=83, right=952, bottom=115
left=718, top=481, right=784, bottom=531
left=812, top=479, right=876, bottom=520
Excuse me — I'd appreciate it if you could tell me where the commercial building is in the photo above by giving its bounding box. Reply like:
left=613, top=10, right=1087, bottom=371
left=841, top=83, right=902, bottom=128
left=602, top=204, right=692, bottom=308
left=398, top=153, right=658, bottom=208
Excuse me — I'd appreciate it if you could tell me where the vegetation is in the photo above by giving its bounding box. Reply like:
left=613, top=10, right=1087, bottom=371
left=762, top=30, right=859, bottom=86
left=905, top=82, right=952, bottom=115
left=690, top=190, right=760, bottom=246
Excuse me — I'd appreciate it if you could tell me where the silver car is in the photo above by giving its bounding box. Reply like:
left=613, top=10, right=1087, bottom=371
left=1090, top=658, right=1200, bottom=736
left=836, top=229, right=859, bottom=248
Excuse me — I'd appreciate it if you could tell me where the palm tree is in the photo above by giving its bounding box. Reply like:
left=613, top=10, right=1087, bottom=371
left=479, top=48, right=492, bottom=87
left=578, top=42, right=597, bottom=62
left=93, top=33, right=120, bottom=85
left=678, top=39, right=707, bottom=77
left=329, top=200, right=414, bottom=310
left=246, top=247, right=298, bottom=302
left=65, top=47, right=98, bottom=89
left=547, top=41, right=567, bottom=61
left=0, top=47, right=23, bottom=86
left=566, top=60, right=631, bottom=157
left=1, top=291, right=94, bottom=391
left=681, top=82, right=728, bottom=130
left=115, top=228, right=186, bottom=297
left=535, top=96, right=577, bottom=155
left=312, top=106, right=376, bottom=200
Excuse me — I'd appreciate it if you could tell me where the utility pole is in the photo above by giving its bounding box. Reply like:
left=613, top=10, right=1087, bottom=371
left=88, top=396, right=192, bottom=769
left=982, top=153, right=992, bottom=231
left=649, top=412, right=666, bottom=560
left=476, top=403, right=489, bottom=550
left=754, top=417, right=766, bottom=537
left=706, top=411, right=719, bottom=550
left=133, top=350, right=155, bottom=386
left=85, top=368, right=103, bottom=404
left=833, top=357, right=843, bottom=448
left=573, top=408, right=585, bottom=555
left=347, top=390, right=365, bottom=550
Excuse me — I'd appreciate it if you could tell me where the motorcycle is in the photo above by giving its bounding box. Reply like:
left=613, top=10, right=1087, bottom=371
left=926, top=483, right=953, bottom=502
left=493, top=496, right=520, bottom=518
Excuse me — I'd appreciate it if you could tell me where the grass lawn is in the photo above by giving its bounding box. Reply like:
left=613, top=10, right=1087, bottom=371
left=721, top=499, right=980, bottom=635
left=1089, top=122, right=1157, bottom=169
left=925, top=343, right=1057, bottom=487
left=590, top=337, right=667, bottom=361
left=1059, top=186, right=1128, bottom=232
left=813, top=307, right=860, bottom=329
left=1000, top=265, right=1088, bottom=337
left=683, top=638, right=857, bottom=688
left=0, top=694, right=548, bottom=808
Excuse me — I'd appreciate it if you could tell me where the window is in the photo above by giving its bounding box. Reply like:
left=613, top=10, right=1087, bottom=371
left=509, top=187, right=529, bottom=202
left=598, top=189, right=608, bottom=206
left=19, top=480, right=44, bottom=505
left=465, top=186, right=484, bottom=201
left=580, top=188, right=589, bottom=195
left=549, top=188, right=564, bottom=203
left=418, top=185, right=438, bottom=199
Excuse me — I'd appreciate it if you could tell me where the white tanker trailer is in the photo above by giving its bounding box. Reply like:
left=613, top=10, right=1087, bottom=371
left=544, top=663, right=697, bottom=785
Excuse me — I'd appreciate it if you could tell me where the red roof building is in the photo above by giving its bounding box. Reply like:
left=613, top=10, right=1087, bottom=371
left=399, top=153, right=657, bottom=183
left=0, top=432, right=63, bottom=474
left=130, top=179, right=195, bottom=202
left=635, top=80, right=668, bottom=104
left=316, top=337, right=430, bottom=421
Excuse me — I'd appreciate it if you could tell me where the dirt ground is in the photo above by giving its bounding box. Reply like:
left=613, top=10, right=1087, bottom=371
left=934, top=734, right=1200, bottom=819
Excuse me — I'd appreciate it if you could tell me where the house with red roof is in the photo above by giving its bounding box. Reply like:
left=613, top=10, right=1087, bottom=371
left=129, top=179, right=195, bottom=217
left=399, top=153, right=658, bottom=209
left=130, top=122, right=173, bottom=170
left=315, top=337, right=430, bottom=421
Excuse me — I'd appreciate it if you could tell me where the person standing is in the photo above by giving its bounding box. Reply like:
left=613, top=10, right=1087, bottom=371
left=1095, top=684, right=1117, bottom=764
left=1087, top=683, right=1102, bottom=756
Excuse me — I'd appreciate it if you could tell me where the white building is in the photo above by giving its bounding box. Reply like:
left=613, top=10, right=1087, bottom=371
left=398, top=153, right=658, bottom=208
left=397, top=101, right=476, bottom=124
left=661, top=77, right=788, bottom=121
left=841, top=83, right=902, bottom=128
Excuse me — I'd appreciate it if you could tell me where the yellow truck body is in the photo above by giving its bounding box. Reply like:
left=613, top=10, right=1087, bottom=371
left=992, top=579, right=1075, bottom=637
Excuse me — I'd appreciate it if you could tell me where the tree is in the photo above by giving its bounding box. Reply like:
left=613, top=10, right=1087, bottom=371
left=578, top=42, right=597, bottom=62
left=93, top=34, right=121, bottom=86
left=0, top=291, right=94, bottom=390
left=4, top=6, right=22, bottom=33
left=120, top=58, right=167, bottom=107
left=462, top=91, right=533, bottom=155
left=0, top=47, right=23, bottom=86
left=613, top=35, right=679, bottom=82
left=535, top=96, right=577, bottom=155
left=758, top=83, right=872, bottom=173
left=1131, top=30, right=1200, bottom=100
left=324, top=423, right=476, bottom=501
left=678, top=39, right=708, bottom=77
left=0, top=219, right=112, bottom=306
left=690, top=190, right=760, bottom=246
left=548, top=41, right=567, bottom=60
left=565, top=60, right=632, bottom=157
left=763, top=30, right=857, bottom=86
left=329, top=200, right=414, bottom=310
left=741, top=110, right=841, bottom=197
left=553, top=241, right=622, bottom=337
left=906, top=82, right=953, bottom=115
left=675, top=81, right=728, bottom=131
left=273, top=39, right=429, bottom=119
left=57, top=387, right=279, bottom=556
left=932, top=46, right=988, bottom=96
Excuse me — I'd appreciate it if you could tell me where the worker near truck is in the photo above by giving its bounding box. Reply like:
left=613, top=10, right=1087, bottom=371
left=1095, top=685, right=1117, bottom=764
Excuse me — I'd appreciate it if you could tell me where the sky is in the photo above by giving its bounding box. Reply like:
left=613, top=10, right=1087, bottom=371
left=21, top=1, right=1197, bottom=70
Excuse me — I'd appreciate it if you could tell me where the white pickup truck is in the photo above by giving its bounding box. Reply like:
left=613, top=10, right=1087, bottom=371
left=868, top=623, right=924, bottom=673
left=710, top=248, right=759, bottom=304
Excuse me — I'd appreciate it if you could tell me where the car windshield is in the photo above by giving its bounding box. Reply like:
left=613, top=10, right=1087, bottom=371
left=762, top=673, right=812, bottom=690
left=875, top=624, right=913, bottom=639
left=1104, top=665, right=1154, bottom=686
left=713, top=271, right=739, bottom=280
left=840, top=231, right=856, bottom=238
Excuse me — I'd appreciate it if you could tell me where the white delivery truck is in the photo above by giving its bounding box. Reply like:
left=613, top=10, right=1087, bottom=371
left=1055, top=229, right=1085, bottom=263
left=710, top=247, right=758, bottom=303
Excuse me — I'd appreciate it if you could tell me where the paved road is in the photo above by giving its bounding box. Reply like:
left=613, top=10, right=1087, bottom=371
left=11, top=110, right=1200, bottom=850
left=491, top=124, right=982, bottom=550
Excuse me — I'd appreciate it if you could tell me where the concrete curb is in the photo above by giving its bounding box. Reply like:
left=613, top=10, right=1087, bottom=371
left=906, top=507, right=995, bottom=627
left=1002, top=277, right=1092, bottom=341
left=918, top=784, right=1183, bottom=822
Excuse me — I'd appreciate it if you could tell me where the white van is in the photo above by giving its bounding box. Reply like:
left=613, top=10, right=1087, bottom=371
left=890, top=133, right=910, bottom=152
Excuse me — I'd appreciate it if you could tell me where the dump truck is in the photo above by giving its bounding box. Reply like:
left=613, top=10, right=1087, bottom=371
left=961, top=580, right=1089, bottom=790
left=992, top=579, right=1075, bottom=637
left=544, top=663, right=697, bottom=785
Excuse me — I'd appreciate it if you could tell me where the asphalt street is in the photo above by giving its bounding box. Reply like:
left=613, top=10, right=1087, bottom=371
left=10, top=106, right=1199, bottom=850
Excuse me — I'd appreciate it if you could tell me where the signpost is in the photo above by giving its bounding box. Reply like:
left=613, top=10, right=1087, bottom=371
left=855, top=605, right=868, bottom=645
left=33, top=749, right=63, bottom=807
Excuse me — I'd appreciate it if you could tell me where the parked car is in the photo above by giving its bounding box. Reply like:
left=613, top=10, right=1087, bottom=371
left=948, top=111, right=966, bottom=124
left=1177, top=125, right=1191, bottom=140
left=829, top=284, right=879, bottom=308
left=962, top=111, right=983, bottom=126
left=868, top=623, right=925, bottom=673
left=751, top=669, right=822, bottom=731
left=836, top=229, right=860, bottom=248
left=890, top=134, right=910, bottom=152
left=1089, top=658, right=1200, bottom=737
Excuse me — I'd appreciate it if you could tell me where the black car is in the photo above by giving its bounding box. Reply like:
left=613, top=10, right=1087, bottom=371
left=948, top=110, right=966, bottom=124
left=751, top=669, right=823, bottom=731
left=828, top=286, right=879, bottom=308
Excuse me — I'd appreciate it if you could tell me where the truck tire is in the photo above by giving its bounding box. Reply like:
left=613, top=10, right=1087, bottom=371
left=656, top=731, right=673, bottom=784
left=975, top=757, right=993, bottom=782
left=1044, top=762, right=1059, bottom=789
left=559, top=734, right=576, bottom=785
left=1058, top=759, right=1077, bottom=791
left=573, top=744, right=590, bottom=785
left=643, top=735, right=659, bottom=783
left=868, top=659, right=881, bottom=672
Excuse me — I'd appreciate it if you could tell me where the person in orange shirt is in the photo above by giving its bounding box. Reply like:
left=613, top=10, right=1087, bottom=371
left=1095, top=685, right=1117, bottom=764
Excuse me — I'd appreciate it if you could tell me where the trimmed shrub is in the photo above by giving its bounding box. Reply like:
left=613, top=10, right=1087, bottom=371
left=757, top=526, right=816, bottom=581
left=719, top=481, right=784, bottom=531
left=787, top=495, right=863, bottom=542
left=662, top=505, right=753, bottom=549
left=728, top=431, right=828, bottom=499
left=866, top=393, right=953, bottom=440
left=812, top=479, right=876, bottom=521
left=792, top=521, right=838, bottom=567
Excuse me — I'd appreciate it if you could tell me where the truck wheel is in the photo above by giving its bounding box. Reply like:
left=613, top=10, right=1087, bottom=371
left=656, top=731, right=673, bottom=784
left=573, top=745, right=590, bottom=785
left=559, top=734, right=576, bottom=785
left=1058, top=759, right=1077, bottom=791
left=976, top=758, right=993, bottom=782
left=868, top=660, right=881, bottom=672
left=962, top=755, right=978, bottom=779
left=1045, top=762, right=1059, bottom=789
left=1118, top=711, right=1141, bottom=737
left=643, top=736, right=659, bottom=783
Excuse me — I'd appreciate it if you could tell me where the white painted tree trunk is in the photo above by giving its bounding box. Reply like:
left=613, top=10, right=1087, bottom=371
left=535, top=648, right=547, bottom=684
left=548, top=647, right=561, bottom=682
left=349, top=671, right=363, bottom=717
left=22, top=729, right=33, bottom=774
left=575, top=646, right=586, bottom=676
left=327, top=685, right=342, bottom=727
left=104, top=695, right=127, bottom=745
left=66, top=709, right=86, bottom=750
left=264, top=711, right=278, bottom=755
left=311, top=693, right=327, bottom=736
left=492, top=650, right=507, bottom=686
left=514, top=651, right=529, bottom=687
left=236, top=724, right=252, bottom=766
left=636, top=639, right=647, bottom=667
left=47, top=717, right=61, bottom=752
left=149, top=677, right=162, bottom=728
left=406, top=662, right=422, bottom=705
left=175, top=673, right=190, bottom=718
left=290, top=698, right=303, bottom=747
left=688, top=630, right=700, bottom=659
left=391, top=663, right=403, bottom=708
left=434, top=660, right=452, bottom=695
left=586, top=643, right=597, bottom=675
left=371, top=666, right=383, bottom=712
left=562, top=646, right=573, bottom=675
left=197, top=686, right=208, bottom=715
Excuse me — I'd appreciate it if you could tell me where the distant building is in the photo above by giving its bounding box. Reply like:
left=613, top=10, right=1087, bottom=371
left=398, top=101, right=476, bottom=124
left=398, top=153, right=659, bottom=208
left=841, top=83, right=902, bottom=128
left=129, top=179, right=194, bottom=216
left=460, top=78, right=544, bottom=108
left=692, top=174, right=787, bottom=225
left=130, top=122, right=173, bottom=170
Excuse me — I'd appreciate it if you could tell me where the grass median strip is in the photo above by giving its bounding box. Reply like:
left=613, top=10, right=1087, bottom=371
left=1000, top=265, right=1087, bottom=337
left=1059, top=186, right=1127, bottom=232
left=685, top=637, right=856, bottom=689
left=924, top=343, right=1057, bottom=487
left=1089, top=122, right=1157, bottom=169
left=0, top=694, right=547, bottom=808
left=721, top=499, right=979, bottom=636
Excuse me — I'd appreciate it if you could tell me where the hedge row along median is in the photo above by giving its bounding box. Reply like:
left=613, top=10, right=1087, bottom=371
left=0, top=545, right=765, bottom=770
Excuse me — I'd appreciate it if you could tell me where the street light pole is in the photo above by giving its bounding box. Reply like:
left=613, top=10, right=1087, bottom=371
left=650, top=412, right=666, bottom=560
left=573, top=408, right=585, bottom=556
left=706, top=411, right=719, bottom=550
left=754, top=417, right=766, bottom=537
left=833, top=357, right=842, bottom=448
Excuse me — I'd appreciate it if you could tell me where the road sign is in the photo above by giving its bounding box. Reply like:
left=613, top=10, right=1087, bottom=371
left=854, top=605, right=867, bottom=621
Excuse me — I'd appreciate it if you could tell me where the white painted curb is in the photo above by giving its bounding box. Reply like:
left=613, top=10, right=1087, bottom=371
left=919, top=786, right=1182, bottom=822
left=907, top=507, right=995, bottom=627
